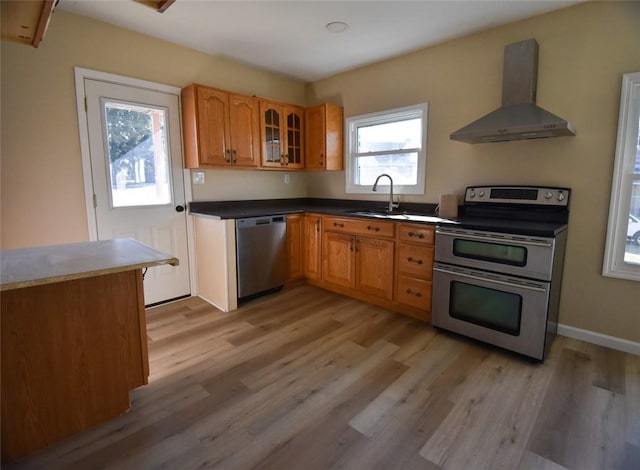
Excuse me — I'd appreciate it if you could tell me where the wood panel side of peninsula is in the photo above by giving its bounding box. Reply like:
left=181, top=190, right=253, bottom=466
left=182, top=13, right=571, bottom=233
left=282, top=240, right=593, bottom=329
left=1, top=266, right=149, bottom=462
left=0, top=239, right=179, bottom=465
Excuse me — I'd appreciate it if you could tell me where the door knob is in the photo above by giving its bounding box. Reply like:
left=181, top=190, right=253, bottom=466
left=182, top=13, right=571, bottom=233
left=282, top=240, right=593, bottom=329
left=176, top=205, right=185, bottom=212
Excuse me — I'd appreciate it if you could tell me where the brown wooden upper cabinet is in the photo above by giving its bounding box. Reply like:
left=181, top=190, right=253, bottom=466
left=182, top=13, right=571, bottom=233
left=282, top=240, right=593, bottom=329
left=181, top=84, right=260, bottom=168
left=1, top=0, right=56, bottom=48
left=305, top=103, right=344, bottom=171
left=260, top=101, right=304, bottom=170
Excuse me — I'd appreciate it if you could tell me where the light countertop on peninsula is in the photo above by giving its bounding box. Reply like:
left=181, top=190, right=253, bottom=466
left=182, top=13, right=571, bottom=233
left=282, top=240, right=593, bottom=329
left=1, top=238, right=179, bottom=291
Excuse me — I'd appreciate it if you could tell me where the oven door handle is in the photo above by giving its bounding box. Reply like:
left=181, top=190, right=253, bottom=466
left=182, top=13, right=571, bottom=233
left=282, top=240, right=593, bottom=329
left=436, top=229, right=553, bottom=248
left=433, top=266, right=548, bottom=293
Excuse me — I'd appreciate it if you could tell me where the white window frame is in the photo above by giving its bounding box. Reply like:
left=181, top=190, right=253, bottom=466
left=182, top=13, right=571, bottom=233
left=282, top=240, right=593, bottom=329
left=603, top=72, right=640, bottom=281
left=345, top=103, right=428, bottom=194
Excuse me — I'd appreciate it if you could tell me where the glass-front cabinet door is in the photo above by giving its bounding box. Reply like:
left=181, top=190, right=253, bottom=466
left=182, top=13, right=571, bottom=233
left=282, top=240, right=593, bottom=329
left=284, top=105, right=304, bottom=169
left=260, top=101, right=304, bottom=169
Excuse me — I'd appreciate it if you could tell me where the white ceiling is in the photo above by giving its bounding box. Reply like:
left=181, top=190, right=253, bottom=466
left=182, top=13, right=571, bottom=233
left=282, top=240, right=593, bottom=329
left=57, top=0, right=581, bottom=82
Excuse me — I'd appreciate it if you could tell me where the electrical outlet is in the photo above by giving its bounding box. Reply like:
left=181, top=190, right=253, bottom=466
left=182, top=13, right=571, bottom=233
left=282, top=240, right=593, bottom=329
left=193, top=171, right=205, bottom=184
left=284, top=174, right=290, bottom=184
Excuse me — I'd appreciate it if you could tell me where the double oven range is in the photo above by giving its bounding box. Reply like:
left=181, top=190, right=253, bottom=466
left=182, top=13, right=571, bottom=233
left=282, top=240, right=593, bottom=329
left=432, top=185, right=570, bottom=361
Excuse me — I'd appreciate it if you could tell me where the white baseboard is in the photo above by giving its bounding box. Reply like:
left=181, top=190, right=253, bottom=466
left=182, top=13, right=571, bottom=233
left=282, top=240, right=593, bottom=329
left=557, top=323, right=640, bottom=356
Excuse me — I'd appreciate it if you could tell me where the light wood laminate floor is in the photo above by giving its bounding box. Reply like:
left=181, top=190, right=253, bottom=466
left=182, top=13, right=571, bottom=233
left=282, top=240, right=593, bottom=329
left=7, top=284, right=639, bottom=469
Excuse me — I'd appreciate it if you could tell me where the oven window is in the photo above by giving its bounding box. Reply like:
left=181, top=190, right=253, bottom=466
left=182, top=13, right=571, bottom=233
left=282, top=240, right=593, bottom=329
left=450, top=281, right=522, bottom=336
left=453, top=239, right=527, bottom=266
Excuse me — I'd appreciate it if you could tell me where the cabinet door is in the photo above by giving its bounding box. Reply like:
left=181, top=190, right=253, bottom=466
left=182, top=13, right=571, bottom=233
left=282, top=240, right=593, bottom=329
left=356, top=237, right=394, bottom=300
left=260, top=102, right=284, bottom=167
left=284, top=105, right=304, bottom=169
left=322, top=231, right=354, bottom=288
left=196, top=87, right=231, bottom=166
left=286, top=214, right=304, bottom=281
left=304, top=104, right=326, bottom=169
left=304, top=215, right=322, bottom=280
left=229, top=94, right=260, bottom=167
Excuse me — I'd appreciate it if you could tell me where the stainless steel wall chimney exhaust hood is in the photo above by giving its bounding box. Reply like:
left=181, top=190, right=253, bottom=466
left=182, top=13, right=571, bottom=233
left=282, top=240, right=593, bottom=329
left=450, top=39, right=575, bottom=144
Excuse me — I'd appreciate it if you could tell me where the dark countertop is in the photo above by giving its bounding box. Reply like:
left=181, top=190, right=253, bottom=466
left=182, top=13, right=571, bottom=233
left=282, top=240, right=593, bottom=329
left=189, top=197, right=458, bottom=225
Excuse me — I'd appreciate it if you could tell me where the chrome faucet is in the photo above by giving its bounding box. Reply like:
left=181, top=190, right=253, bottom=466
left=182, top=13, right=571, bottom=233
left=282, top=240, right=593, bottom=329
left=372, top=173, right=400, bottom=213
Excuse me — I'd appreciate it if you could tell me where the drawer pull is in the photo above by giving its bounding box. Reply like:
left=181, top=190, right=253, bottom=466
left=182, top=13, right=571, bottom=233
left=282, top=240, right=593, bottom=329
left=406, top=288, right=422, bottom=297
left=333, top=222, right=344, bottom=228
left=367, top=225, right=380, bottom=232
left=407, top=257, right=423, bottom=265
left=408, top=231, right=425, bottom=239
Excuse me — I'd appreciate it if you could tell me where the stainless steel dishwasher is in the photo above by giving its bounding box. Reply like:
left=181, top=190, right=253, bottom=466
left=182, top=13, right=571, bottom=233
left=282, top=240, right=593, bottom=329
left=235, top=214, right=287, bottom=300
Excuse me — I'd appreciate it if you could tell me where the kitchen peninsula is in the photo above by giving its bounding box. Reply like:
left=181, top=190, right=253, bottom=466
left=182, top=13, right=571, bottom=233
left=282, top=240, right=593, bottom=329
left=0, top=239, right=178, bottom=463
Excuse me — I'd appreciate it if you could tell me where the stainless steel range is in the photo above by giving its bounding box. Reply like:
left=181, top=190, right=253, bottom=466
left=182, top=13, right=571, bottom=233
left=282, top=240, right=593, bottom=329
left=432, top=185, right=570, bottom=361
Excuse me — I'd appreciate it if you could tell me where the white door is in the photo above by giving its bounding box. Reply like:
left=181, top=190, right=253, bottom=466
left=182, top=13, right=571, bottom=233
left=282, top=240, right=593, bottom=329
left=83, top=78, right=190, bottom=305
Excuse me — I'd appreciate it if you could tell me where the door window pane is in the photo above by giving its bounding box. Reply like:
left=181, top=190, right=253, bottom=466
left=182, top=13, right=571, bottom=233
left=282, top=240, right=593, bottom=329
left=104, top=101, right=171, bottom=207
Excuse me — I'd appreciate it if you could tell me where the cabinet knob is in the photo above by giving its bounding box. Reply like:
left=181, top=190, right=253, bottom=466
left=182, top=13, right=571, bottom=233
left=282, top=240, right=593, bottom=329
left=367, top=225, right=380, bottom=232
left=407, top=257, right=423, bottom=265
left=333, top=222, right=344, bottom=228
left=408, top=231, right=425, bottom=239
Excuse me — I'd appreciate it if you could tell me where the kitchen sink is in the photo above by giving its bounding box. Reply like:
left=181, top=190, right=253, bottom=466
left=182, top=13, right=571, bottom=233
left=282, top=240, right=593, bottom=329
left=343, top=209, right=446, bottom=223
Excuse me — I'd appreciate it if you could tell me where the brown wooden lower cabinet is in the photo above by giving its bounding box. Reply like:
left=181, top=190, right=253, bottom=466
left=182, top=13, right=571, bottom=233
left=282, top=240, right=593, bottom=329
left=308, top=215, right=432, bottom=321
left=286, top=214, right=305, bottom=282
left=355, top=236, right=394, bottom=300
left=303, top=214, right=322, bottom=280
left=1, top=270, right=149, bottom=463
left=394, top=223, right=435, bottom=319
left=322, top=230, right=355, bottom=288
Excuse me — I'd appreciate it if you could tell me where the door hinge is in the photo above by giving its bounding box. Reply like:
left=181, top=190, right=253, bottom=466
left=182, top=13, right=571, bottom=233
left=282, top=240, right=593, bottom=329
left=84, top=97, right=88, bottom=112
left=92, top=194, right=97, bottom=208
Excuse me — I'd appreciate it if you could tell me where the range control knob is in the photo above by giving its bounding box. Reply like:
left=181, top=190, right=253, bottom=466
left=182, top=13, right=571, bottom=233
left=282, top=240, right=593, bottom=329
left=544, top=191, right=553, bottom=199
left=557, top=192, right=566, bottom=201
left=469, top=190, right=476, bottom=198
left=478, top=190, right=485, bottom=198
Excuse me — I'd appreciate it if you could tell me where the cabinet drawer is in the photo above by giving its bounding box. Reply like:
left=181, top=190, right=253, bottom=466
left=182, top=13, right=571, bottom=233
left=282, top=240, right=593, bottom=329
left=325, top=216, right=395, bottom=238
left=396, top=276, right=432, bottom=310
left=397, top=224, right=434, bottom=244
left=397, top=244, right=433, bottom=280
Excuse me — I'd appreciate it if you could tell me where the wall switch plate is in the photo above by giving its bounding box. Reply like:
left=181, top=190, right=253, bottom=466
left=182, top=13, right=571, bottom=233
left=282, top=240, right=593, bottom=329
left=193, top=171, right=205, bottom=184
left=284, top=173, right=290, bottom=184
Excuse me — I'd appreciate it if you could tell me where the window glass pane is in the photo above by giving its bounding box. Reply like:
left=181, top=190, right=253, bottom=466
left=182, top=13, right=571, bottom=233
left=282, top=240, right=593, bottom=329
left=357, top=118, right=421, bottom=153
left=355, top=153, right=418, bottom=186
left=624, top=116, right=640, bottom=264
left=450, top=281, right=522, bottom=336
left=626, top=208, right=640, bottom=265
left=105, top=102, right=171, bottom=207
left=634, top=114, right=640, bottom=174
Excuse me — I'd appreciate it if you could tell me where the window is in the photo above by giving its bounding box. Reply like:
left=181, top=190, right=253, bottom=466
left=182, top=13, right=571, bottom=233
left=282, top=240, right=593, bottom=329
left=346, top=103, right=428, bottom=194
left=603, top=72, right=640, bottom=281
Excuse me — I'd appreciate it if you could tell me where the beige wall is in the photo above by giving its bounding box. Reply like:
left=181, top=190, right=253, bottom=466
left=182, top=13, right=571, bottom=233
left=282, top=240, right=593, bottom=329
left=1, top=3, right=639, bottom=343
left=306, top=1, right=640, bottom=343
left=0, top=10, right=307, bottom=249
